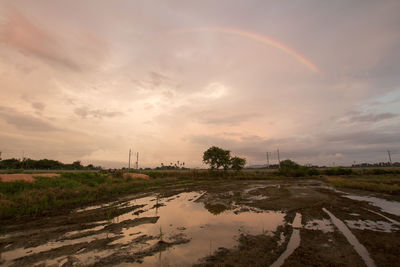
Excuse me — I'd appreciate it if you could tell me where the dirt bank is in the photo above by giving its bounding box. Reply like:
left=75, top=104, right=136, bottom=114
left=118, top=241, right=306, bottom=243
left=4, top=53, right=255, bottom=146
left=0, top=173, right=60, bottom=182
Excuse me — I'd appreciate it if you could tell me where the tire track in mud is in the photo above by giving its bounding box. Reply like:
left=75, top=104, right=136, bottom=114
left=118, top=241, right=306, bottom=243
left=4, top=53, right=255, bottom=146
left=364, top=208, right=400, bottom=226
left=323, top=208, right=376, bottom=267
left=270, top=213, right=302, bottom=267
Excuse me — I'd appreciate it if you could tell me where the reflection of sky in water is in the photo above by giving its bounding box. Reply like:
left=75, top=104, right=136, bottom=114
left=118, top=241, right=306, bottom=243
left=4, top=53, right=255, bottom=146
left=116, top=191, right=285, bottom=266
left=345, top=219, right=399, bottom=233
left=2, top=192, right=285, bottom=267
left=344, top=195, right=400, bottom=216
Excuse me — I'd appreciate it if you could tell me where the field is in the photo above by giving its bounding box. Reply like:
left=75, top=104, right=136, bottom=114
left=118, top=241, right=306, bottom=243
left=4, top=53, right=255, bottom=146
left=0, top=171, right=399, bottom=266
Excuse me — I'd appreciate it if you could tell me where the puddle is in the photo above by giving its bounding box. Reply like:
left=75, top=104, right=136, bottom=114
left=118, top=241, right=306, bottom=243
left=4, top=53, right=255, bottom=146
left=323, top=185, right=400, bottom=217
left=61, top=225, right=106, bottom=239
left=345, top=220, right=399, bottom=233
left=323, top=208, right=376, bottom=267
left=243, top=184, right=268, bottom=194
left=270, top=213, right=302, bottom=267
left=304, top=219, right=334, bottom=233
left=1, top=232, right=118, bottom=263
left=343, top=195, right=400, bottom=216
left=248, top=195, right=269, bottom=201
left=74, top=201, right=119, bottom=213
left=291, top=213, right=302, bottom=228
left=2, top=191, right=286, bottom=267
left=365, top=209, right=400, bottom=225
left=277, top=232, right=286, bottom=246
left=270, top=229, right=300, bottom=267
left=124, top=192, right=285, bottom=266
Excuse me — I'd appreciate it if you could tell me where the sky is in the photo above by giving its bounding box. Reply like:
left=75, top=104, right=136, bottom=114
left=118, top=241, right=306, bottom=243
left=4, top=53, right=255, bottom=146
left=0, top=0, right=400, bottom=168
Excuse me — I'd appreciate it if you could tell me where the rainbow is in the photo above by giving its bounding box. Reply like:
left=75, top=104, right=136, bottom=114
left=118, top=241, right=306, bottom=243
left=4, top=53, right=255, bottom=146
left=169, top=27, right=319, bottom=73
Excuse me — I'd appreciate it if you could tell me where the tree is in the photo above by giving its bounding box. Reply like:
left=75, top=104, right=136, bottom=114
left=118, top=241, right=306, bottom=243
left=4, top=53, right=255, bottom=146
left=203, top=146, right=231, bottom=170
left=231, top=156, right=246, bottom=171
left=72, top=160, right=83, bottom=170
left=280, top=159, right=299, bottom=170
left=279, top=159, right=308, bottom=177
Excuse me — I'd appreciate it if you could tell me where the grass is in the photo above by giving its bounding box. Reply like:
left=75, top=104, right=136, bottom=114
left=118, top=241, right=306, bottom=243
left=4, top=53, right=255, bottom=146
left=324, top=175, right=400, bottom=195
left=0, top=172, right=183, bottom=219
left=0, top=170, right=285, bottom=220
left=2, top=169, right=399, bottom=220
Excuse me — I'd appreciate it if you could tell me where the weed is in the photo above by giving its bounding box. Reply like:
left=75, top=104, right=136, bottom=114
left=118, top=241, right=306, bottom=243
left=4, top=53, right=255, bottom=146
left=324, top=176, right=400, bottom=194
left=0, top=172, right=177, bottom=219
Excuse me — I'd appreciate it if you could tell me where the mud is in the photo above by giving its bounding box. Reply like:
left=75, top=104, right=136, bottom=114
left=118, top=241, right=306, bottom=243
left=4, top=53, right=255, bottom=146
left=1, top=179, right=399, bottom=266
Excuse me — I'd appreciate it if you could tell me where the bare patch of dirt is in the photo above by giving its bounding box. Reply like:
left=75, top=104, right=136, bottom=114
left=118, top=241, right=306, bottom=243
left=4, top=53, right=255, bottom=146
left=0, top=173, right=60, bottom=182
left=124, top=173, right=150, bottom=179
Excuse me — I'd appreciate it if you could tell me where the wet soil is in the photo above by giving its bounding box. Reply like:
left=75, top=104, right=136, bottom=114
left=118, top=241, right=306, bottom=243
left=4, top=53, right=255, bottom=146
left=1, top=179, right=399, bottom=266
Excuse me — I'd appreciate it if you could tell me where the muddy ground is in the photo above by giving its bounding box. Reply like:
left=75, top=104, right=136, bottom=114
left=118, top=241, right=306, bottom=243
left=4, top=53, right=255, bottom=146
left=0, top=179, right=399, bottom=266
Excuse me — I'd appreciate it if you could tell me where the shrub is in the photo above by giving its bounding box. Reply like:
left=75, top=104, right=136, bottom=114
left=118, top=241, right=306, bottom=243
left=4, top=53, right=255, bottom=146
left=111, top=170, right=124, bottom=178
left=307, top=168, right=321, bottom=176
left=324, top=168, right=353, bottom=176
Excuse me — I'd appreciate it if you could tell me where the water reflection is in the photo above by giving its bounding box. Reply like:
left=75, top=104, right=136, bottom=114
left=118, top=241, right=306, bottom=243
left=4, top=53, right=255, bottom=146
left=2, top=191, right=285, bottom=267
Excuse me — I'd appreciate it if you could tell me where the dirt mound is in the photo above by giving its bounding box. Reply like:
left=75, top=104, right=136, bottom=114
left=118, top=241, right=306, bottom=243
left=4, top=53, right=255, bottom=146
left=0, top=173, right=60, bottom=182
left=124, top=173, right=150, bottom=180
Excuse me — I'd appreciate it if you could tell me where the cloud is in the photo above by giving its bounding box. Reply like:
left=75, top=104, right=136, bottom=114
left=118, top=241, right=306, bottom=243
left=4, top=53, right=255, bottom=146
left=20, top=95, right=46, bottom=113
left=192, top=110, right=262, bottom=125
left=0, top=5, right=107, bottom=71
left=0, top=106, right=58, bottom=131
left=322, top=130, right=399, bottom=146
left=348, top=112, right=399, bottom=123
left=31, top=102, right=45, bottom=112
left=148, top=71, right=170, bottom=89
left=74, top=107, right=123, bottom=119
left=188, top=128, right=400, bottom=166
left=1, top=1, right=400, bottom=167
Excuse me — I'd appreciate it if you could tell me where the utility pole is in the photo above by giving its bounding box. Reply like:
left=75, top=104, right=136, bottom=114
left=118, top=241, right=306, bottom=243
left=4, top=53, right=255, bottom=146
left=387, top=150, right=392, bottom=165
left=128, top=149, right=131, bottom=171
left=277, top=149, right=281, bottom=168
left=136, top=152, right=139, bottom=170
left=22, top=150, right=25, bottom=169
left=266, top=151, right=270, bottom=168
left=0, top=151, right=2, bottom=161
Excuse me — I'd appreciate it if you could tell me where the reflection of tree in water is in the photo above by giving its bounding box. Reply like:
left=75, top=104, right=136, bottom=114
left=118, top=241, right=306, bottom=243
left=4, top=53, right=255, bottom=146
left=204, top=203, right=228, bottom=215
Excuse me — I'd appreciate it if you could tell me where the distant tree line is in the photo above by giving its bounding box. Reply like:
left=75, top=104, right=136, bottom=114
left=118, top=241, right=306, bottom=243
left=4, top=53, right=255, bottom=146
left=278, top=159, right=400, bottom=176
left=0, top=158, right=101, bottom=170
left=351, top=162, right=400, bottom=168
left=154, top=161, right=189, bottom=170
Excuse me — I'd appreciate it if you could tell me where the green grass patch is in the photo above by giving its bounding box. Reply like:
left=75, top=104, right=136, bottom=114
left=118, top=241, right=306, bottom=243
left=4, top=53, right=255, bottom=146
left=324, top=175, right=400, bottom=194
left=0, top=172, right=178, bottom=219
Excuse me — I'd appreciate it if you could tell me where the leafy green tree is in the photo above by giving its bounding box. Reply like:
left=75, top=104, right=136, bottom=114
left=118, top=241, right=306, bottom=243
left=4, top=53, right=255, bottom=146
left=72, top=161, right=83, bottom=170
left=203, top=146, right=231, bottom=170
left=230, top=156, right=246, bottom=171
left=0, top=158, right=21, bottom=169
left=279, top=159, right=309, bottom=177
left=280, top=159, right=300, bottom=170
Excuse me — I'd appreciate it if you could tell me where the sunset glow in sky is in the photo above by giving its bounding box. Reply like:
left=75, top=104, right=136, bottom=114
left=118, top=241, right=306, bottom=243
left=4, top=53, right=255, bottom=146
left=1, top=1, right=400, bottom=167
